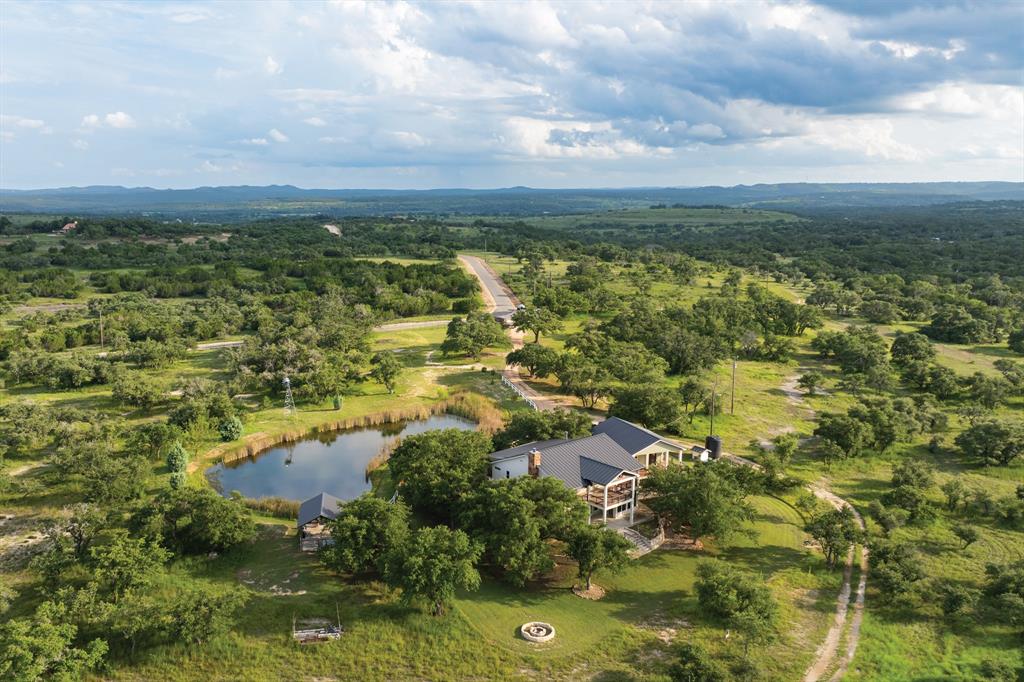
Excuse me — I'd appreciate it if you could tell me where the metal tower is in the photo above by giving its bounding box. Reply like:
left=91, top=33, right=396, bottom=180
left=282, top=376, right=296, bottom=417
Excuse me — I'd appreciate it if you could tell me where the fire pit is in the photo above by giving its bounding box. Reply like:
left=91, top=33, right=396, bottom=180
left=519, top=621, right=555, bottom=643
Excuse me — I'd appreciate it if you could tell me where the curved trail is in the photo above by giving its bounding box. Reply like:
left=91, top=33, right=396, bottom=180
left=458, top=257, right=867, bottom=679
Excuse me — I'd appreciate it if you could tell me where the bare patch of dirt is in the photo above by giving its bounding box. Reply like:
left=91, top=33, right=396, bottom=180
left=572, top=583, right=606, bottom=600
left=636, top=612, right=692, bottom=644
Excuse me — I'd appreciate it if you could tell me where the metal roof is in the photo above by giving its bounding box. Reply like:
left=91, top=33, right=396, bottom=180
left=297, top=492, right=343, bottom=528
left=534, top=433, right=641, bottom=489
left=488, top=439, right=569, bottom=462
left=592, top=416, right=685, bottom=455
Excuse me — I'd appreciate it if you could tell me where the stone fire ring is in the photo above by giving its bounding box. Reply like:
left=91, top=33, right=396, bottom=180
left=520, top=621, right=555, bottom=643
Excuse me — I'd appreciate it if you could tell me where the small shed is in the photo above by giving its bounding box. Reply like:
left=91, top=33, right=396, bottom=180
left=297, top=492, right=342, bottom=551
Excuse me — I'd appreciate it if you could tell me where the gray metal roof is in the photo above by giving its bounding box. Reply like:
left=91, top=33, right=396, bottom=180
left=297, top=492, right=343, bottom=528
left=488, top=439, right=568, bottom=462
left=535, top=433, right=641, bottom=489
left=592, top=416, right=685, bottom=455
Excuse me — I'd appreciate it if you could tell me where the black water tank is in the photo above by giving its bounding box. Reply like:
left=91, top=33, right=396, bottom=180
left=705, top=435, right=723, bottom=460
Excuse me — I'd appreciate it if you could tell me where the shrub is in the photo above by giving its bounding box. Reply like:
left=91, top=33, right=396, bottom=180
left=217, top=416, right=243, bottom=442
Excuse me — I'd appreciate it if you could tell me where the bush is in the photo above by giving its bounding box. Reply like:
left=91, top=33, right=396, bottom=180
left=217, top=416, right=243, bottom=442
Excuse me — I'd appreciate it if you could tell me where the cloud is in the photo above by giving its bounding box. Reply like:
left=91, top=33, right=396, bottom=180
left=72, top=139, right=89, bottom=151
left=1, top=0, right=1021, bottom=187
left=80, top=112, right=136, bottom=130
left=264, top=55, right=282, bottom=76
left=105, top=112, right=136, bottom=128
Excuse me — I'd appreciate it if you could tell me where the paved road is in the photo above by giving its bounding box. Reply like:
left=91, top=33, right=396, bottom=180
left=458, top=254, right=518, bottom=317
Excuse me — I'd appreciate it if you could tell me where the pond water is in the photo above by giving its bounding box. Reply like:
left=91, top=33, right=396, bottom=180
left=206, top=414, right=476, bottom=502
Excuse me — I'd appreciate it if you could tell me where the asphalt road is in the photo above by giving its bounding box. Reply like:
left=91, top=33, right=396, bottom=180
left=458, top=254, right=518, bottom=316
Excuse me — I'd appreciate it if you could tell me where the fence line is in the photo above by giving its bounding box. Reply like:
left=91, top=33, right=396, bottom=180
left=501, top=374, right=538, bottom=410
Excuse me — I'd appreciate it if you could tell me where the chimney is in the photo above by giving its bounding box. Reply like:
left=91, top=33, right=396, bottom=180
left=527, top=449, right=542, bottom=477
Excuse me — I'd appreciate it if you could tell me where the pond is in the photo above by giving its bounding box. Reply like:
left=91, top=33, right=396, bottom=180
left=206, top=414, right=476, bottom=502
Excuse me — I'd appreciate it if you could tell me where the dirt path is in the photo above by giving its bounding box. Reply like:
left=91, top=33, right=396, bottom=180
left=778, top=368, right=864, bottom=681
left=802, top=481, right=867, bottom=681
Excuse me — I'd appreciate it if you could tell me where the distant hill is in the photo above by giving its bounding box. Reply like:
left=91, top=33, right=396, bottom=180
left=2, top=181, right=1021, bottom=219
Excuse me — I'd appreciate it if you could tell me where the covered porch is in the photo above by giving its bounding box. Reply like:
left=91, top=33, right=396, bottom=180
left=582, top=471, right=642, bottom=524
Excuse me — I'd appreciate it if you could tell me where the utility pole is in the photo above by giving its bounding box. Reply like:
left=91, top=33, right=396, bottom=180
left=710, top=377, right=719, bottom=436
left=730, top=360, right=737, bottom=415
left=99, top=308, right=104, bottom=350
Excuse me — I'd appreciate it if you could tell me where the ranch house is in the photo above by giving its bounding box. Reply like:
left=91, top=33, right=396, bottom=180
left=488, top=417, right=692, bottom=524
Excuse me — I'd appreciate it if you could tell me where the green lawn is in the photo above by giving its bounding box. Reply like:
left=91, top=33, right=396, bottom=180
left=89, top=495, right=834, bottom=681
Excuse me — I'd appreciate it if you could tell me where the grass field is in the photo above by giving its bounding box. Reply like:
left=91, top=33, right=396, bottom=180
left=84, top=495, right=833, bottom=681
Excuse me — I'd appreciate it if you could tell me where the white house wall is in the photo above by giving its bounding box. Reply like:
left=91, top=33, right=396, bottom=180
left=491, top=454, right=529, bottom=480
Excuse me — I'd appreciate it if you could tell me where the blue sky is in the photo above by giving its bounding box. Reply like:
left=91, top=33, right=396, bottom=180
left=1, top=0, right=1021, bottom=189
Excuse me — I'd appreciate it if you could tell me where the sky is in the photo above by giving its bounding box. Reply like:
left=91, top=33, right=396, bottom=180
left=1, top=0, right=1022, bottom=190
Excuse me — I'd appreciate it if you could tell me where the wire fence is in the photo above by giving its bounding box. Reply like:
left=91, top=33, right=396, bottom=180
left=501, top=374, right=538, bottom=410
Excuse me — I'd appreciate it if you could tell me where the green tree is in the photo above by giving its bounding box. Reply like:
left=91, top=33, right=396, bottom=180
left=320, top=494, right=409, bottom=576
left=695, top=560, right=779, bottom=657
left=92, top=532, right=170, bottom=602
left=955, top=421, right=1024, bottom=467
left=459, top=480, right=553, bottom=586
left=387, top=429, right=491, bottom=520
left=512, top=306, right=562, bottom=343
left=806, top=506, right=861, bottom=569
left=369, top=350, right=403, bottom=394
left=441, top=313, right=506, bottom=359
left=870, top=540, right=925, bottom=603
left=941, top=479, right=968, bottom=511
left=935, top=579, right=979, bottom=619
left=491, top=408, right=591, bottom=450
left=796, top=371, right=823, bottom=396
left=814, top=413, right=873, bottom=459
left=385, top=525, right=482, bottom=615
left=0, top=601, right=107, bottom=682
left=217, top=416, right=243, bottom=442
left=168, top=588, right=248, bottom=644
left=165, top=441, right=188, bottom=473
left=505, top=343, right=559, bottom=378
left=642, top=463, right=754, bottom=544
left=110, top=369, right=164, bottom=409
left=555, top=352, right=611, bottom=408
left=609, top=384, right=681, bottom=429
left=1009, top=328, right=1024, bottom=355
left=668, top=642, right=728, bottom=682
left=890, top=332, right=935, bottom=367
left=952, top=523, right=980, bottom=550
left=131, top=487, right=256, bottom=555
left=966, top=372, right=1010, bottom=410
left=566, top=525, right=632, bottom=591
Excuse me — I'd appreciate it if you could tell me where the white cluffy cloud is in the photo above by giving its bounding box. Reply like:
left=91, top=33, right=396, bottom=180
left=1, top=1, right=1021, bottom=187
left=264, top=55, right=282, bottom=76
left=81, top=112, right=136, bottom=130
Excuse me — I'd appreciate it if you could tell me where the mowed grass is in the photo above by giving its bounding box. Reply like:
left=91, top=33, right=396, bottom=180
left=456, top=495, right=833, bottom=680
left=95, top=495, right=833, bottom=681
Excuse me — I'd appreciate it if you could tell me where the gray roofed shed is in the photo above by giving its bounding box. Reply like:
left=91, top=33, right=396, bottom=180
left=297, top=492, right=343, bottom=528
